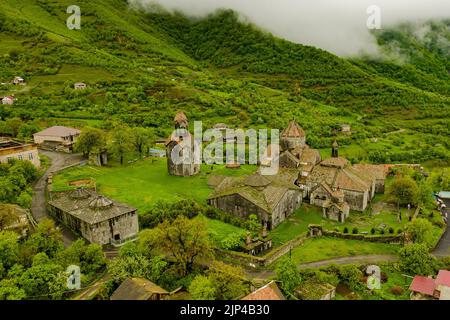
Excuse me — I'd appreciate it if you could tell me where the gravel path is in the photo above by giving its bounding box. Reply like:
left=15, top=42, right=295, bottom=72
left=31, top=150, right=85, bottom=247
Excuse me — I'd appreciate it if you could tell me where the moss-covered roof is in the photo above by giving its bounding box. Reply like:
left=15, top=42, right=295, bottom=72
left=208, top=171, right=300, bottom=213
left=110, top=278, right=168, bottom=300
left=48, top=189, right=136, bottom=225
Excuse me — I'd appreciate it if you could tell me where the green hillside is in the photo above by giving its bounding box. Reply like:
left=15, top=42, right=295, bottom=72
left=0, top=0, right=449, bottom=164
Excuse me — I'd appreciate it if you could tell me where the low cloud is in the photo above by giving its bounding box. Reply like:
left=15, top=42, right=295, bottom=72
left=129, top=0, right=450, bottom=56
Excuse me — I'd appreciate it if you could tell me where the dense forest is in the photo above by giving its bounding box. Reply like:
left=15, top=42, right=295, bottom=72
left=0, top=0, right=449, bottom=165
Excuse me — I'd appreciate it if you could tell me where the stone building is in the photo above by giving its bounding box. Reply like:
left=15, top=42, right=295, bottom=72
left=310, top=183, right=349, bottom=222
left=0, top=137, right=40, bottom=168
left=298, top=141, right=382, bottom=212
left=278, top=120, right=321, bottom=174
left=111, top=278, right=169, bottom=300
left=208, top=170, right=302, bottom=230
left=48, top=188, right=138, bottom=246
left=0, top=204, right=31, bottom=237
left=33, top=126, right=81, bottom=153
left=165, top=112, right=200, bottom=176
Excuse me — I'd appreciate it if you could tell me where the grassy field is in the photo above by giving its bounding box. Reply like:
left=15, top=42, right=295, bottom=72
left=195, top=214, right=246, bottom=245
left=270, top=203, right=410, bottom=246
left=287, top=237, right=400, bottom=265
left=52, top=157, right=256, bottom=213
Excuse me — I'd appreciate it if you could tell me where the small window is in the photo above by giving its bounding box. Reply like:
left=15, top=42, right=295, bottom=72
left=29, top=153, right=33, bottom=160
left=18, top=155, right=23, bottom=160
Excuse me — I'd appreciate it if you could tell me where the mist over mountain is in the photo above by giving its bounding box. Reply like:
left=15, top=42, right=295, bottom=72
left=129, top=0, right=450, bottom=56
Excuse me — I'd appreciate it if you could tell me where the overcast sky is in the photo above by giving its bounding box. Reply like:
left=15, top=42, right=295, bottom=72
left=129, top=0, right=450, bottom=56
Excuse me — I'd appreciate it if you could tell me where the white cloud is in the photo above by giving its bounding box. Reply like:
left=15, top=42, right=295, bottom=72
left=129, top=0, right=450, bottom=56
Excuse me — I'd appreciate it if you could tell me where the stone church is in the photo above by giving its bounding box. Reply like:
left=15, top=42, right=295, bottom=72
left=208, top=120, right=387, bottom=225
left=166, top=112, right=200, bottom=176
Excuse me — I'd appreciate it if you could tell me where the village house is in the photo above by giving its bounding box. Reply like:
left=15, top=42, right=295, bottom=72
left=48, top=188, right=139, bottom=246
left=294, top=281, right=336, bottom=300
left=409, top=270, right=450, bottom=300
left=33, top=126, right=81, bottom=152
left=74, top=82, right=87, bottom=90
left=0, top=204, right=31, bottom=238
left=166, top=112, right=200, bottom=176
left=241, top=281, right=285, bottom=300
left=341, top=124, right=351, bottom=134
left=0, top=137, right=40, bottom=167
left=1, top=95, right=15, bottom=105
left=12, top=76, right=25, bottom=85
left=208, top=170, right=302, bottom=230
left=111, top=278, right=169, bottom=300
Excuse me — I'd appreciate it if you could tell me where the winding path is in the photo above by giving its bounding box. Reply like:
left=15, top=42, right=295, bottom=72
left=31, top=150, right=85, bottom=247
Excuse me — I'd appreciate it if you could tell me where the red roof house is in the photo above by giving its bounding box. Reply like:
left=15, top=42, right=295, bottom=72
left=241, top=281, right=285, bottom=300
left=409, top=270, right=450, bottom=300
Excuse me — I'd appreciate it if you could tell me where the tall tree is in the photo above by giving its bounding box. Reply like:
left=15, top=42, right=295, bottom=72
left=398, top=244, right=436, bottom=275
left=74, top=128, right=106, bottom=158
left=207, top=261, right=247, bottom=300
left=155, top=216, right=213, bottom=276
left=275, top=258, right=301, bottom=296
left=130, top=127, right=151, bottom=158
left=406, top=218, right=434, bottom=248
left=110, top=126, right=132, bottom=165
left=388, top=176, right=419, bottom=208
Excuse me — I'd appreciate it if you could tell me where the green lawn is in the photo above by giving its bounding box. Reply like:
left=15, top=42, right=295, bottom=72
left=195, top=214, right=246, bottom=245
left=52, top=157, right=256, bottom=213
left=270, top=204, right=409, bottom=247
left=287, top=237, right=400, bottom=265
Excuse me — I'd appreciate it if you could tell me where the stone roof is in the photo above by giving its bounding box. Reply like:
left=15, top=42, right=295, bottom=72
left=281, top=120, right=305, bottom=138
left=353, top=164, right=388, bottom=180
left=48, top=189, right=136, bottom=225
left=306, top=159, right=373, bottom=192
left=209, top=171, right=300, bottom=213
left=111, top=278, right=168, bottom=300
left=299, top=147, right=321, bottom=165
left=242, top=281, right=285, bottom=300
left=320, top=157, right=349, bottom=169
left=174, top=111, right=188, bottom=128
left=34, top=126, right=81, bottom=137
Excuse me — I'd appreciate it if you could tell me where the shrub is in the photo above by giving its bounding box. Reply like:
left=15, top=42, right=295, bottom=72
left=388, top=227, right=394, bottom=234
left=352, top=227, right=358, bottom=234
left=370, top=228, right=376, bottom=235
left=380, top=229, right=385, bottom=235
left=343, top=227, right=349, bottom=234
left=390, top=285, right=404, bottom=296
left=397, top=228, right=403, bottom=234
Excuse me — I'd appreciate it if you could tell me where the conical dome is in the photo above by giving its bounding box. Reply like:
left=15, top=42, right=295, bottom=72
left=174, top=111, right=188, bottom=129
left=69, top=188, right=91, bottom=200
left=244, top=174, right=271, bottom=187
left=281, top=120, right=305, bottom=138
left=89, top=195, right=113, bottom=209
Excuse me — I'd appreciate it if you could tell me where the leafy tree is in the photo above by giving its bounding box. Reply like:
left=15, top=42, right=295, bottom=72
left=74, top=128, right=106, bottom=158
left=207, top=261, right=247, bottom=300
left=23, top=219, right=64, bottom=259
left=108, top=254, right=168, bottom=285
left=0, top=231, right=20, bottom=269
left=388, top=176, right=419, bottom=207
left=0, top=279, right=26, bottom=300
left=109, top=126, right=132, bottom=165
left=130, top=127, right=152, bottom=158
left=338, top=265, right=364, bottom=291
left=275, top=258, right=301, bottom=296
left=18, top=262, right=65, bottom=299
left=246, top=214, right=261, bottom=234
left=155, top=215, right=213, bottom=276
left=429, top=168, right=450, bottom=191
left=398, top=244, right=436, bottom=275
left=189, top=275, right=216, bottom=300
left=405, top=218, right=434, bottom=248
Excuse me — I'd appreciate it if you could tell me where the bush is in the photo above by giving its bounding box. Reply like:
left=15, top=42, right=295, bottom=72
left=370, top=228, right=376, bottom=235
left=352, top=228, right=358, bottom=234
left=343, top=227, right=349, bottom=234
left=397, top=228, right=403, bottom=234
left=388, top=227, right=394, bottom=234
left=380, top=229, right=385, bottom=235
left=390, top=285, right=404, bottom=296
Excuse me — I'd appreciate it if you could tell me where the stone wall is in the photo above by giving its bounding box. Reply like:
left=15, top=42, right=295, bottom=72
left=322, top=230, right=404, bottom=244
left=342, top=189, right=368, bottom=211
